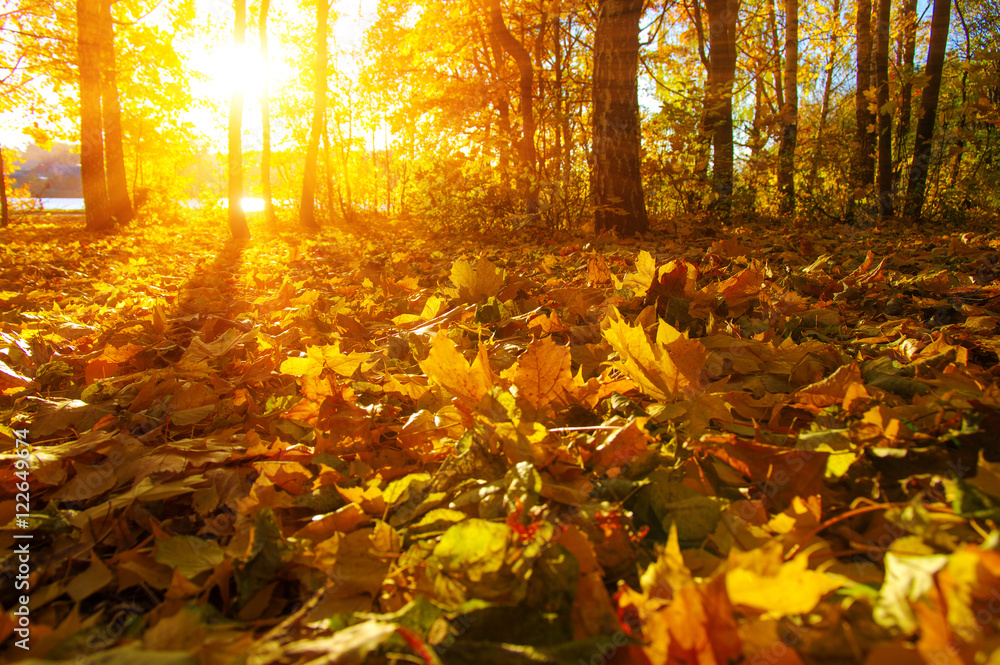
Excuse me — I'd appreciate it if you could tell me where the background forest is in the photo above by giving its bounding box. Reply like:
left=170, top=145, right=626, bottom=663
left=1, top=0, right=998, bottom=235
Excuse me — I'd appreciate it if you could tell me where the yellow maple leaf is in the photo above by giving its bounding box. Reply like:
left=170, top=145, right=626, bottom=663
left=418, top=332, right=492, bottom=407
left=450, top=257, right=505, bottom=301
left=601, top=307, right=707, bottom=401
left=726, top=543, right=845, bottom=616
left=280, top=343, right=369, bottom=378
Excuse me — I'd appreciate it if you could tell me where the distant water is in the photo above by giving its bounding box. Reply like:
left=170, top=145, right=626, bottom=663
left=10, top=197, right=269, bottom=212
left=10, top=198, right=86, bottom=211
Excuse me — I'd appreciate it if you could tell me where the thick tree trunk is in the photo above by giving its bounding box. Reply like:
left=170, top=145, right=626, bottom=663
left=227, top=0, right=250, bottom=239
left=894, top=0, right=917, bottom=193
left=300, top=0, right=328, bottom=231
left=487, top=0, right=539, bottom=214
left=904, top=0, right=951, bottom=221
left=851, top=0, right=875, bottom=204
left=259, top=0, right=276, bottom=229
left=77, top=0, right=113, bottom=232
left=704, top=0, right=740, bottom=218
left=99, top=0, right=133, bottom=225
left=593, top=0, right=648, bottom=236
left=776, top=0, right=798, bottom=215
left=874, top=0, right=893, bottom=217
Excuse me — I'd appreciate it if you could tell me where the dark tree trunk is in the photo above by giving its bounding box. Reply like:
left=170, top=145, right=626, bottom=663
left=704, top=0, right=740, bottom=218
left=300, top=0, right=328, bottom=231
left=259, top=0, right=276, bottom=229
left=904, top=0, right=951, bottom=221
left=77, top=0, right=113, bottom=232
left=487, top=0, right=539, bottom=214
left=593, top=0, right=648, bottom=236
left=99, top=0, right=132, bottom=225
left=851, top=0, right=875, bottom=203
left=776, top=0, right=798, bottom=215
left=227, top=0, right=250, bottom=239
left=894, top=0, right=917, bottom=193
left=874, top=0, right=893, bottom=217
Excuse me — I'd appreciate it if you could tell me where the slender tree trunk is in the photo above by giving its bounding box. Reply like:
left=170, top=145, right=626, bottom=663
left=300, top=0, right=328, bottom=231
left=951, top=2, right=972, bottom=186
left=874, top=0, right=893, bottom=217
left=593, top=0, right=648, bottom=236
left=704, top=0, right=740, bottom=218
left=322, top=124, right=345, bottom=221
left=384, top=122, right=391, bottom=216
left=894, top=0, right=917, bottom=193
left=99, top=0, right=133, bottom=224
left=487, top=0, right=539, bottom=214
left=227, top=0, right=250, bottom=239
left=334, top=103, right=355, bottom=215
left=77, top=0, right=113, bottom=232
left=0, top=144, right=8, bottom=228
left=904, top=0, right=952, bottom=221
left=259, top=0, right=276, bottom=229
left=748, top=72, right=764, bottom=208
left=777, top=0, right=798, bottom=215
left=323, top=118, right=337, bottom=219
left=766, top=0, right=784, bottom=115
left=485, top=29, right=513, bottom=191
left=809, top=0, right=840, bottom=185
left=851, top=0, right=876, bottom=210
left=689, top=0, right=711, bottom=184
left=553, top=12, right=563, bottom=198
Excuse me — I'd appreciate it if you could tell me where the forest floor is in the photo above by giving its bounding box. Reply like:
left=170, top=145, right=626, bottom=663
left=3, top=211, right=1000, bottom=665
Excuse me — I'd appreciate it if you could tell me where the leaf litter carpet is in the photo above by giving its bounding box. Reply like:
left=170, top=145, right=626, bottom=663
left=3, top=215, right=1000, bottom=664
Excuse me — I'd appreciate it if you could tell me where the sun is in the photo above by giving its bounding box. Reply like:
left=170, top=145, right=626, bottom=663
left=189, top=42, right=267, bottom=102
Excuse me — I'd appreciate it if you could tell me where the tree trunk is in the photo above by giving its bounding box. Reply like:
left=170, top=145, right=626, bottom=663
left=485, top=28, right=513, bottom=192
left=322, top=125, right=345, bottom=221
left=593, top=0, right=648, bottom=236
left=748, top=73, right=764, bottom=208
left=99, top=0, right=133, bottom=225
left=77, top=0, right=114, bottom=232
left=227, top=0, right=250, bottom=239
left=809, top=0, right=840, bottom=185
left=300, top=0, right=328, bottom=231
left=851, top=0, right=875, bottom=205
left=259, top=0, right=276, bottom=229
left=893, top=0, right=917, bottom=193
left=904, top=0, right=951, bottom=221
left=0, top=144, right=8, bottom=228
left=487, top=0, right=539, bottom=214
left=776, top=0, right=798, bottom=215
left=704, top=0, right=740, bottom=218
left=874, top=0, right=892, bottom=217
left=765, top=0, right=784, bottom=115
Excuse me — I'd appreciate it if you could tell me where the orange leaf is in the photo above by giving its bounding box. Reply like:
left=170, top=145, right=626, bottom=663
left=513, top=337, right=576, bottom=412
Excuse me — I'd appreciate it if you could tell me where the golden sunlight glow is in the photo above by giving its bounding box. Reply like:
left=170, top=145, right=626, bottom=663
left=182, top=0, right=382, bottom=144
left=190, top=43, right=267, bottom=101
